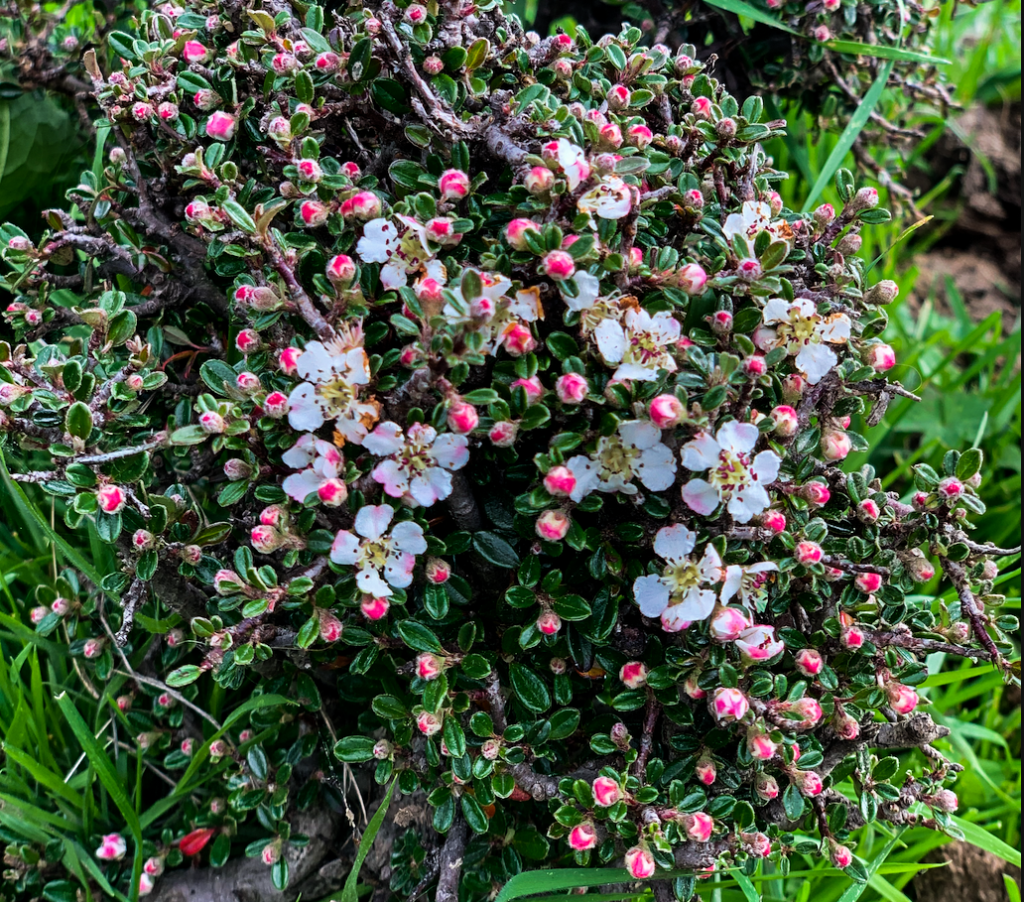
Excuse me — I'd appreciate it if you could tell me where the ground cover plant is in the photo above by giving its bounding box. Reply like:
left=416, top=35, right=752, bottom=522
left=0, top=0, right=1019, bottom=900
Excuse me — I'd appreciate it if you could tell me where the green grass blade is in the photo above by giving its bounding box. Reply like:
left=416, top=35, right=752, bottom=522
left=701, top=0, right=801, bottom=35
left=802, top=59, right=895, bottom=210
left=338, top=779, right=396, bottom=902
left=952, top=816, right=1022, bottom=867
left=733, top=869, right=761, bottom=902
left=2, top=744, right=85, bottom=808
left=0, top=448, right=114, bottom=599
left=0, top=100, right=9, bottom=194
left=1005, top=875, right=1021, bottom=902
left=836, top=830, right=905, bottom=902
left=54, top=693, right=143, bottom=901
left=822, top=40, right=950, bottom=64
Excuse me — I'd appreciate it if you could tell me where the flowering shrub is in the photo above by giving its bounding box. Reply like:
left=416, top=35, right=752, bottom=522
left=0, top=0, right=1018, bottom=900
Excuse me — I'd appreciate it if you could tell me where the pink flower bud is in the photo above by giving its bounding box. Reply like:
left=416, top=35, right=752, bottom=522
left=624, top=846, right=656, bottom=879
left=793, top=770, right=823, bottom=796
left=214, top=569, right=243, bottom=594
left=489, top=421, right=518, bottom=447
left=97, top=485, right=126, bottom=514
left=937, top=477, right=964, bottom=501
left=802, top=482, right=831, bottom=506
left=858, top=499, right=880, bottom=522
left=761, top=510, right=787, bottom=533
left=813, top=24, right=831, bottom=41
left=541, top=250, right=575, bottom=282
left=820, top=429, right=851, bottom=461
left=854, top=571, right=882, bottom=593
left=795, top=541, right=822, bottom=565
left=543, top=465, right=576, bottom=497
left=737, top=258, right=762, bottom=280
left=695, top=755, right=717, bottom=785
left=536, top=610, right=562, bottom=635
left=250, top=525, right=283, bottom=554
left=316, top=478, right=347, bottom=507
left=619, top=661, right=648, bottom=689
left=82, top=638, right=104, bottom=659
left=744, top=355, right=767, bottom=376
left=747, top=730, right=777, bottom=760
left=712, top=687, right=749, bottom=722
left=794, top=648, right=823, bottom=677
left=144, top=856, right=165, bottom=877
left=709, top=604, right=753, bottom=642
left=831, top=843, right=853, bottom=869
left=867, top=280, right=899, bottom=305
left=263, top=391, right=289, bottom=418
left=236, top=329, right=260, bottom=354
left=506, top=218, right=540, bottom=251
left=886, top=683, right=918, bottom=715
left=315, top=51, right=340, bottom=71
left=681, top=812, right=714, bottom=843
left=853, top=186, right=879, bottom=210
left=404, top=3, right=427, bottom=22
left=905, top=553, right=934, bottom=582
left=649, top=394, right=684, bottom=429
left=568, top=823, right=597, bottom=851
left=833, top=710, right=860, bottom=740
left=741, top=832, right=772, bottom=858
left=443, top=401, right=477, bottom=435
left=96, top=833, right=128, bottom=861
left=787, top=697, right=823, bottom=728
left=299, top=200, right=330, bottom=227
left=361, top=596, right=390, bottom=620
left=205, top=111, right=236, bottom=140
left=343, top=191, right=381, bottom=220
left=438, top=168, right=471, bottom=201
left=524, top=165, right=555, bottom=194
left=677, top=262, right=708, bottom=294
left=503, top=323, right=537, bottom=357
left=592, top=776, right=622, bottom=807
left=755, top=773, right=780, bottom=800
left=416, top=711, right=442, bottom=736
left=782, top=373, right=806, bottom=401
left=132, top=529, right=155, bottom=550
left=30, top=605, right=49, bottom=624
left=555, top=373, right=589, bottom=404
left=841, top=624, right=865, bottom=650
left=607, top=83, right=630, bottom=109
left=198, top=410, right=225, bottom=434
left=416, top=653, right=444, bottom=681
left=417, top=559, right=448, bottom=587
left=599, top=122, right=623, bottom=148
left=717, top=117, right=737, bottom=139
left=770, top=405, right=798, bottom=437
left=425, top=217, right=460, bottom=245
left=863, top=342, right=896, bottom=372
left=684, top=676, right=706, bottom=699
left=536, top=510, right=570, bottom=542
left=927, top=789, right=958, bottom=813
left=627, top=124, right=654, bottom=148
left=691, top=96, right=713, bottom=119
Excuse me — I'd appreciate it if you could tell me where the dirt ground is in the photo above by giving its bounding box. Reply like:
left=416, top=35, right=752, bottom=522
left=911, top=101, right=1021, bottom=332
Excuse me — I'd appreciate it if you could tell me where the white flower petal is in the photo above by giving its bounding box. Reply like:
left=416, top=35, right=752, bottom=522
left=355, top=504, right=394, bottom=540
left=432, top=434, right=470, bottom=471
left=356, top=566, right=391, bottom=597
left=384, top=552, right=416, bottom=588
left=330, top=531, right=360, bottom=565
left=682, top=478, right=720, bottom=515
left=795, top=342, right=837, bottom=385
left=636, top=443, right=677, bottom=491
left=761, top=297, right=791, bottom=325
left=390, top=521, right=427, bottom=555
left=567, top=455, right=600, bottom=503
left=287, top=384, right=325, bottom=432
left=818, top=313, right=851, bottom=344
left=654, top=524, right=695, bottom=563
left=716, top=420, right=759, bottom=455
left=594, top=319, right=626, bottom=365
left=676, top=587, right=717, bottom=621
left=282, top=469, right=324, bottom=503
left=363, top=421, right=405, bottom=456
left=619, top=420, right=661, bottom=451
left=281, top=434, right=317, bottom=469
left=720, top=565, right=743, bottom=605
left=681, top=432, right=720, bottom=471
left=699, top=545, right=723, bottom=582
left=634, top=575, right=670, bottom=617
left=752, top=450, right=781, bottom=484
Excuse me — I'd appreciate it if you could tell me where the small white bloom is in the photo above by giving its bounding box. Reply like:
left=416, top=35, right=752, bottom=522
left=680, top=421, right=781, bottom=523
left=577, top=176, right=632, bottom=223
left=442, top=271, right=542, bottom=353
left=281, top=434, right=344, bottom=503
left=720, top=561, right=778, bottom=612
left=722, top=201, right=792, bottom=250
left=556, top=139, right=590, bottom=190
left=594, top=308, right=680, bottom=381
left=286, top=327, right=379, bottom=443
left=365, top=421, right=469, bottom=508
left=633, top=524, right=723, bottom=631
left=330, top=504, right=426, bottom=596
left=566, top=420, right=676, bottom=501
left=357, top=215, right=446, bottom=290
left=758, top=297, right=851, bottom=384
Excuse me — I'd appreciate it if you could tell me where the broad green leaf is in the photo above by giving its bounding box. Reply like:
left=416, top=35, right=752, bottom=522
left=509, top=663, right=551, bottom=713
left=823, top=39, right=950, bottom=65
left=952, top=816, right=1021, bottom=867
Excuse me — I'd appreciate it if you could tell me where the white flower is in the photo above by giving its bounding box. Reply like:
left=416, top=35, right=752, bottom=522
left=577, top=176, right=632, bottom=223
left=356, top=215, right=446, bottom=290
left=281, top=434, right=344, bottom=502
left=680, top=421, right=781, bottom=523
left=720, top=561, right=778, bottom=612
left=722, top=201, right=792, bottom=249
left=442, top=271, right=542, bottom=353
left=566, top=420, right=676, bottom=501
left=556, top=139, right=591, bottom=190
left=758, top=297, right=851, bottom=384
left=286, top=328, right=380, bottom=443
left=594, top=308, right=680, bottom=381
left=330, top=504, right=426, bottom=596
left=633, top=524, right=723, bottom=631
left=364, top=421, right=470, bottom=507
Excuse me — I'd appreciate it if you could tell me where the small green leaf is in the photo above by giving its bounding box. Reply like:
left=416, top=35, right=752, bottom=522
left=509, top=663, right=551, bottom=713
left=473, top=532, right=519, bottom=568
left=65, top=402, right=93, bottom=440
left=333, top=735, right=376, bottom=762
left=221, top=198, right=257, bottom=234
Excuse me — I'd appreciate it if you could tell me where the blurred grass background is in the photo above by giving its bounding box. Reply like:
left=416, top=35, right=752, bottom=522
left=0, top=1, right=1019, bottom=900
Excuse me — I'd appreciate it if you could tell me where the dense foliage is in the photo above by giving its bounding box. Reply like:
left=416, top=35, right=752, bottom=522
left=0, top=0, right=1018, bottom=900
